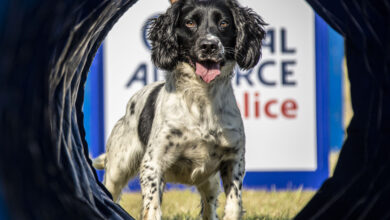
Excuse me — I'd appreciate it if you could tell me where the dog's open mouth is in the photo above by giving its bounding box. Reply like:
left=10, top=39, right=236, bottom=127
left=195, top=60, right=221, bottom=83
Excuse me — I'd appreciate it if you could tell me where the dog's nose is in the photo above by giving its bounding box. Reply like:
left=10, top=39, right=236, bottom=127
left=199, top=39, right=219, bottom=54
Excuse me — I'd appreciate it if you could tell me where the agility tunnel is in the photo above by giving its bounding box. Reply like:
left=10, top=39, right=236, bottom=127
left=0, top=0, right=389, bottom=219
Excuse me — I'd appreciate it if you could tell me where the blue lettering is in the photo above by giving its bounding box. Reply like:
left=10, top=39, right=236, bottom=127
left=263, top=29, right=275, bottom=54
left=258, top=61, right=276, bottom=86
left=126, top=63, right=147, bottom=87
left=153, top=66, right=159, bottom=82
left=235, top=67, right=253, bottom=86
left=281, top=60, right=296, bottom=86
left=281, top=28, right=296, bottom=54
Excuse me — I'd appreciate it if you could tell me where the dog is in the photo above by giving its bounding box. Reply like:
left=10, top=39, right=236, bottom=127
left=93, top=0, right=265, bottom=219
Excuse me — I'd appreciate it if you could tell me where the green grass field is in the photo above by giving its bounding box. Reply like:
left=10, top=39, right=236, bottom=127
left=119, top=152, right=339, bottom=219
left=120, top=189, right=315, bottom=219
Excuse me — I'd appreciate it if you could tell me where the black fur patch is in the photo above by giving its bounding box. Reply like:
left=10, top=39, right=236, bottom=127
left=138, top=83, right=165, bottom=146
left=130, top=102, right=136, bottom=115
left=170, top=128, right=183, bottom=137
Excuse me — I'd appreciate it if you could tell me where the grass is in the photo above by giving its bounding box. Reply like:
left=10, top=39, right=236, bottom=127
left=119, top=152, right=339, bottom=219
left=120, top=189, right=315, bottom=220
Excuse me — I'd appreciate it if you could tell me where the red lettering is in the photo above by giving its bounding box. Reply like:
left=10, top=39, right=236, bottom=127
left=238, top=92, right=298, bottom=119
left=254, top=92, right=260, bottom=118
left=244, top=92, right=249, bottom=118
left=265, top=100, right=278, bottom=118
left=281, top=99, right=297, bottom=118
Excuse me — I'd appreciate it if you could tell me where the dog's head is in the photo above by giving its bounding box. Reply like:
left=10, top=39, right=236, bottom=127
left=148, top=0, right=266, bottom=83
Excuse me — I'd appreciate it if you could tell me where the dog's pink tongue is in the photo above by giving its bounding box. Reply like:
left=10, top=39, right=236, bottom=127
left=195, top=62, right=221, bottom=83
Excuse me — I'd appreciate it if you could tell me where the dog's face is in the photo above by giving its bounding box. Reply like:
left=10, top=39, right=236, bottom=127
left=175, top=0, right=236, bottom=83
left=148, top=0, right=266, bottom=83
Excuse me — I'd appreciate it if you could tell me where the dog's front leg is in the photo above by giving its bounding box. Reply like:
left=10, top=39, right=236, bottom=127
left=197, top=174, right=221, bottom=220
left=139, top=146, right=166, bottom=220
left=220, top=151, right=245, bottom=220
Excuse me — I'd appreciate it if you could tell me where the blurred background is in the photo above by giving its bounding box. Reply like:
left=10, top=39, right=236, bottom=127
left=83, top=0, right=349, bottom=218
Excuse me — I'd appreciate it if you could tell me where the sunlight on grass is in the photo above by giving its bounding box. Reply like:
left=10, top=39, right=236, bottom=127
left=120, top=189, right=315, bottom=219
left=119, top=152, right=339, bottom=219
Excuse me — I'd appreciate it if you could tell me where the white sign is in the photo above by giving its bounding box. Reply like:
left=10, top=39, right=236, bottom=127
left=104, top=0, right=317, bottom=172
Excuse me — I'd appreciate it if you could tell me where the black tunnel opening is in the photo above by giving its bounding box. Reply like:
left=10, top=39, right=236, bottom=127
left=0, top=0, right=138, bottom=219
left=0, top=0, right=389, bottom=219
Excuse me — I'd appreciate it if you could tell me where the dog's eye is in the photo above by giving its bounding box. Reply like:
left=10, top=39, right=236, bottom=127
left=185, top=20, right=196, bottom=28
left=219, top=20, right=229, bottom=28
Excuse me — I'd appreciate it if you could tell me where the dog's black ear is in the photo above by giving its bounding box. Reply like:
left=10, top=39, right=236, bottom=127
left=148, top=2, right=181, bottom=71
left=227, top=0, right=266, bottom=70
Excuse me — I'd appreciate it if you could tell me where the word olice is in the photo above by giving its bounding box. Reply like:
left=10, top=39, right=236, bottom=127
left=237, top=91, right=298, bottom=119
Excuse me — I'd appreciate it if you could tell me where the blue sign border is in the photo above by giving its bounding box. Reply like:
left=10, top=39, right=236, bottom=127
left=85, top=45, right=106, bottom=181
left=85, top=13, right=329, bottom=190
left=243, top=14, right=329, bottom=190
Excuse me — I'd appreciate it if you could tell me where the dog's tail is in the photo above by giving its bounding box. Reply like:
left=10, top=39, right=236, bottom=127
left=92, top=153, right=106, bottom=170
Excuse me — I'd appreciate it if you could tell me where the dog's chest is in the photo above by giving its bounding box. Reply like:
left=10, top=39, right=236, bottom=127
left=159, top=90, right=244, bottom=185
left=164, top=140, right=240, bottom=185
left=160, top=89, right=244, bottom=147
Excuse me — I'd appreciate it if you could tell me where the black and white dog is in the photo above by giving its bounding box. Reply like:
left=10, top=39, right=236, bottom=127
left=93, top=0, right=265, bottom=219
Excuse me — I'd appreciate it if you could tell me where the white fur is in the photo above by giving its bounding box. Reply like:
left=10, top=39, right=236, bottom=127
left=94, top=61, right=245, bottom=220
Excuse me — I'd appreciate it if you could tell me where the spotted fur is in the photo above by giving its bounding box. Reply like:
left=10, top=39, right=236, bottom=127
left=93, top=0, right=265, bottom=219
